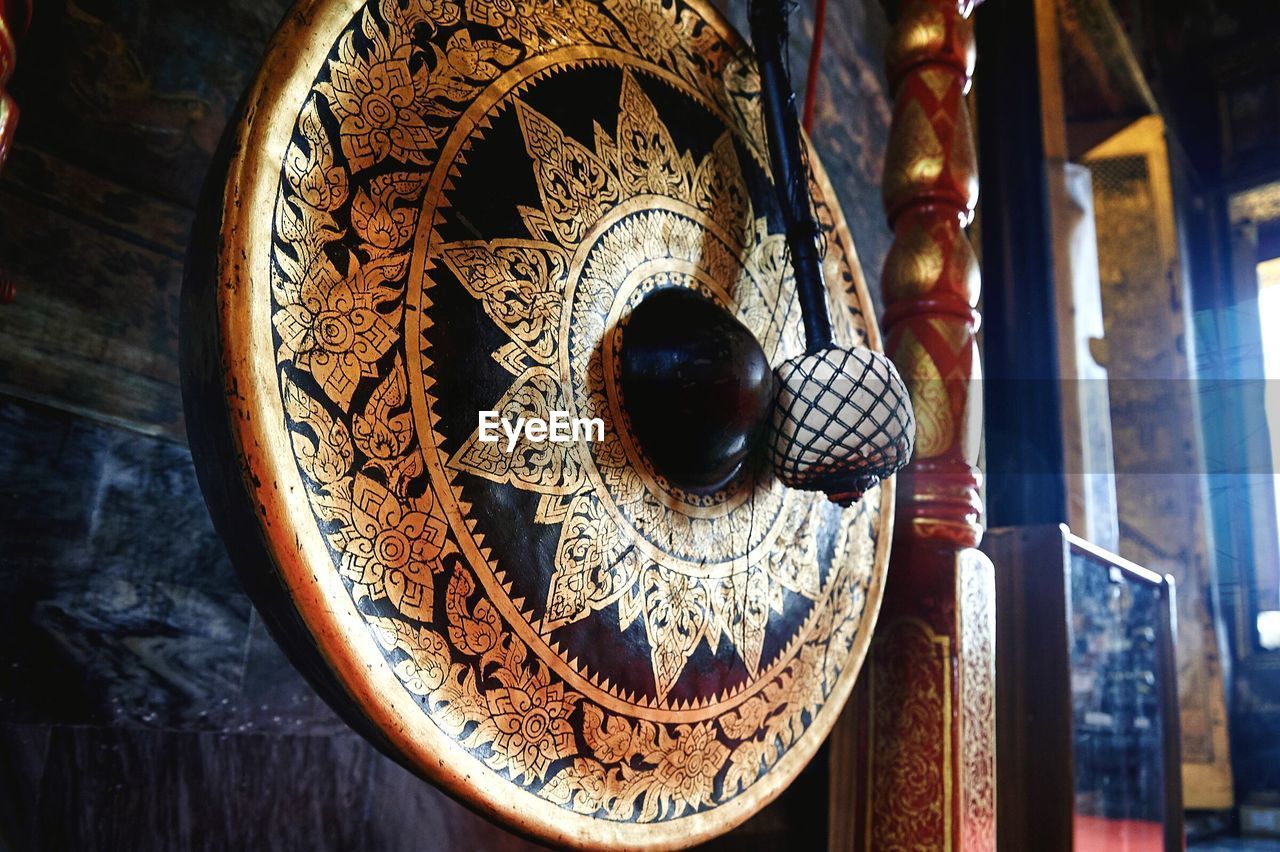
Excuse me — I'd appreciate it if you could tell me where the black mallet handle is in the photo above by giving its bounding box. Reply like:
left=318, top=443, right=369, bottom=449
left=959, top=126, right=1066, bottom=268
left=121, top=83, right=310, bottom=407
left=749, top=0, right=833, bottom=354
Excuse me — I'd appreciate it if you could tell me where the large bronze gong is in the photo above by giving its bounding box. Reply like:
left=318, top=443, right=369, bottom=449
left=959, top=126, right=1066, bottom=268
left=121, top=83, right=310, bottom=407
left=182, top=0, right=894, bottom=845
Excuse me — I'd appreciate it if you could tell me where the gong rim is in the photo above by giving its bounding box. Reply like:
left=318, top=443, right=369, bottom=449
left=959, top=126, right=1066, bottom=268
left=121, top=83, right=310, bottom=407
left=201, top=0, right=894, bottom=846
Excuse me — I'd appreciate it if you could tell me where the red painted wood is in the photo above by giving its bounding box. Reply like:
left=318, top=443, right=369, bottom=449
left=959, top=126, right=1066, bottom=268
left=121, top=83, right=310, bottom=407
left=848, top=1, right=996, bottom=848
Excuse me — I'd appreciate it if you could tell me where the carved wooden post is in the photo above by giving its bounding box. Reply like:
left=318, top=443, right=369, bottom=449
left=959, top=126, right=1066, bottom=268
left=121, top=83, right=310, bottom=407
left=842, top=1, right=996, bottom=848
left=0, top=0, right=28, bottom=171
left=0, top=0, right=28, bottom=307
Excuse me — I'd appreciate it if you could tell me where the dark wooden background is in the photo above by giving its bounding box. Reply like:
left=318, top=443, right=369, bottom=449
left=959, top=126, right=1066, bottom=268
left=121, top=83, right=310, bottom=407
left=0, top=0, right=892, bottom=848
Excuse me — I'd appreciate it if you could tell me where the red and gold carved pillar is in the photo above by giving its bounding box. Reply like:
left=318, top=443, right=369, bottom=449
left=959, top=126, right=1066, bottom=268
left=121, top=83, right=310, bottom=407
left=842, top=1, right=995, bottom=848
left=0, top=0, right=29, bottom=172
left=0, top=0, right=29, bottom=306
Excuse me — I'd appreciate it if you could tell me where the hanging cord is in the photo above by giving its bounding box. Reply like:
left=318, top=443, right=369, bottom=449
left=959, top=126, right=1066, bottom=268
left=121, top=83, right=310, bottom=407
left=750, top=0, right=833, bottom=353
left=802, top=0, right=827, bottom=133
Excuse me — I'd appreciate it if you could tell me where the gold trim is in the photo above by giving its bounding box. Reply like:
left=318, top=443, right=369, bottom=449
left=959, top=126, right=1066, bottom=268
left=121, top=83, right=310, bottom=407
left=957, top=550, right=996, bottom=848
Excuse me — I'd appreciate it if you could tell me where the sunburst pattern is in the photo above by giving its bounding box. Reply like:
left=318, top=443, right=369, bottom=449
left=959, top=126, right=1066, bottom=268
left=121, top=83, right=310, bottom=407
left=440, top=71, right=853, bottom=700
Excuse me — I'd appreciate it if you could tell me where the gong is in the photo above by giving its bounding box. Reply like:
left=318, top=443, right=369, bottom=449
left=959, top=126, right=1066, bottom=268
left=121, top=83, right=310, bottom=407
left=182, top=0, right=894, bottom=845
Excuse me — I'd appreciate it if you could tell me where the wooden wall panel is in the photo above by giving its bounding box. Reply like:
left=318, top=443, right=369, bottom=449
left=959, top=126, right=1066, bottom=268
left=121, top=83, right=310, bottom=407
left=0, top=723, right=546, bottom=852
left=0, top=0, right=290, bottom=438
left=0, top=149, right=191, bottom=438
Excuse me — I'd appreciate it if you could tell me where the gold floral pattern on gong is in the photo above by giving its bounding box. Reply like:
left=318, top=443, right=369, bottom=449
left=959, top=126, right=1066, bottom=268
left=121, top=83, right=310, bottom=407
left=266, top=0, right=884, bottom=822
left=439, top=70, right=854, bottom=701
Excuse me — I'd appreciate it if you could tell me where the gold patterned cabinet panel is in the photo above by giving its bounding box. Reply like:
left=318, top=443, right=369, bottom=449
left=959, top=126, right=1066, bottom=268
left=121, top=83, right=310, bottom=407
left=865, top=617, right=952, bottom=849
left=957, top=550, right=996, bottom=850
left=836, top=547, right=996, bottom=852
